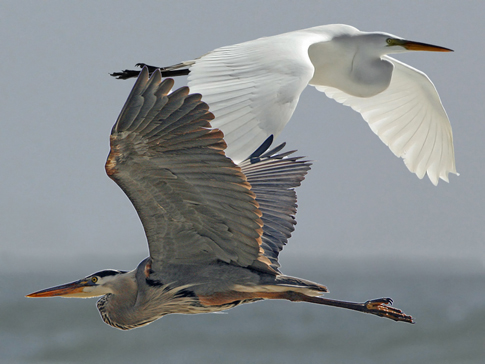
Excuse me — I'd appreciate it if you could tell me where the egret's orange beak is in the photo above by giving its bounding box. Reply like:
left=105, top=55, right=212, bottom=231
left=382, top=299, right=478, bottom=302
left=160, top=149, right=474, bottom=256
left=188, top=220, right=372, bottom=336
left=26, top=279, right=87, bottom=298
left=402, top=40, right=453, bottom=52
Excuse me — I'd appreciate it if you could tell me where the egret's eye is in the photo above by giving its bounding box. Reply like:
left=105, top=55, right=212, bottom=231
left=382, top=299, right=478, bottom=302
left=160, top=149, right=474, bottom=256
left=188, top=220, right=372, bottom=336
left=91, top=276, right=98, bottom=284
left=386, top=38, right=393, bottom=45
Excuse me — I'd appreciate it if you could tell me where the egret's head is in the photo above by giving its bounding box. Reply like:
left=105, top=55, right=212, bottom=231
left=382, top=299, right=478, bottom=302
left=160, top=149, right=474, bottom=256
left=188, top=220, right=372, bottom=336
left=384, top=36, right=453, bottom=53
left=351, top=32, right=452, bottom=57
left=26, top=269, right=128, bottom=298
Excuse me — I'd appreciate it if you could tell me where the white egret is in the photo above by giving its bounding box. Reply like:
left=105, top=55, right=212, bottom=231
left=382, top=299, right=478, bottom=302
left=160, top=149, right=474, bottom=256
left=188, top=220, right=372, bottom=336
left=112, top=24, right=456, bottom=185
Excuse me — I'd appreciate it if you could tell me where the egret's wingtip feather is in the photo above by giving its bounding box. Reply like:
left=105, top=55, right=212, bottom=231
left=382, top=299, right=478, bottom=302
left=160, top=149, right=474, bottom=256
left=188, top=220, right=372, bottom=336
left=429, top=174, right=439, bottom=186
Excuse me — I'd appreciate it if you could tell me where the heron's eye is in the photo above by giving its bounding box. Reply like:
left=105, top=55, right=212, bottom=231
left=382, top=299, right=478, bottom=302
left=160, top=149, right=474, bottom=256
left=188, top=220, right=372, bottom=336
left=91, top=276, right=98, bottom=284
left=386, top=38, right=394, bottom=46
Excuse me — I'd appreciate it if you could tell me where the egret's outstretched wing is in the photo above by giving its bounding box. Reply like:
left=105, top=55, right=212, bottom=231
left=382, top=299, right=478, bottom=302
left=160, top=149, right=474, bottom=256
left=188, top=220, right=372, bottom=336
left=315, top=57, right=456, bottom=185
left=240, top=144, right=311, bottom=272
left=188, top=31, right=323, bottom=164
left=107, top=68, right=274, bottom=272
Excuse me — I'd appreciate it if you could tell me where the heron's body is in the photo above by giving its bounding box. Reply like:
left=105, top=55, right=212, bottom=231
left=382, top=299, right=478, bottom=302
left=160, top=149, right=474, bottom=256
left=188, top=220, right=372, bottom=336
left=95, top=259, right=328, bottom=330
left=114, top=24, right=456, bottom=185
left=28, top=68, right=413, bottom=330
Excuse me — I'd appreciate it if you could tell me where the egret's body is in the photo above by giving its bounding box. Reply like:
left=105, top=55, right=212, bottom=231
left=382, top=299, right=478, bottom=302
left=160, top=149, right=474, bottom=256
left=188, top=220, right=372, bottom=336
left=27, top=68, right=413, bottom=330
left=113, top=24, right=456, bottom=185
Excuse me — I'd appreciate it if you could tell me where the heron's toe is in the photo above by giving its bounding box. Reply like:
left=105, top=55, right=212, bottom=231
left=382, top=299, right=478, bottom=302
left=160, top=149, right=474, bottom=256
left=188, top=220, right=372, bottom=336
left=365, top=297, right=393, bottom=308
left=364, top=297, right=414, bottom=324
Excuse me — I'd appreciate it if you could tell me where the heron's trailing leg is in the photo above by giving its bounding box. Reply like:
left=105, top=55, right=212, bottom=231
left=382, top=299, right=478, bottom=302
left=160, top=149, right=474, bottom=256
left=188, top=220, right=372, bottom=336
left=200, top=289, right=414, bottom=323
left=281, top=292, right=414, bottom=323
left=111, top=63, right=190, bottom=80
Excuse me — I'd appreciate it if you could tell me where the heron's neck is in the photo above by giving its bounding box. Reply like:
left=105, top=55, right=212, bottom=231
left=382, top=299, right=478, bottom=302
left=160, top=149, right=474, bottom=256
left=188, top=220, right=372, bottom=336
left=96, top=266, right=200, bottom=330
left=96, top=271, right=143, bottom=330
left=308, top=38, right=392, bottom=97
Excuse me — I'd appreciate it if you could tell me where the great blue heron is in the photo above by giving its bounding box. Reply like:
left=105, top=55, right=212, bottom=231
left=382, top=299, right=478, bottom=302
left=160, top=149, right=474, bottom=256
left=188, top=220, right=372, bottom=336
left=27, top=67, right=413, bottom=330
left=112, top=24, right=456, bottom=185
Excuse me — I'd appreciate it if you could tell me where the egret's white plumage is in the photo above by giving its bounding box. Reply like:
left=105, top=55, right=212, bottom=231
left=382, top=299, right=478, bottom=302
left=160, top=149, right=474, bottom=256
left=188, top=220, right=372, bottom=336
left=183, top=24, right=456, bottom=185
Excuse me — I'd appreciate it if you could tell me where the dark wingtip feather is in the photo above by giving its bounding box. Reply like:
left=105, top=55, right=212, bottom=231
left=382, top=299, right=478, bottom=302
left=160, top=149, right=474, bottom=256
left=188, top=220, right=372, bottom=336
left=248, top=135, right=274, bottom=163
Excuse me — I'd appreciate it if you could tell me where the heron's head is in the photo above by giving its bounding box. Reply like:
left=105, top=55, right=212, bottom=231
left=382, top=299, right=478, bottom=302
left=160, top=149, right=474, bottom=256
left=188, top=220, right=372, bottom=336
left=26, top=269, right=129, bottom=298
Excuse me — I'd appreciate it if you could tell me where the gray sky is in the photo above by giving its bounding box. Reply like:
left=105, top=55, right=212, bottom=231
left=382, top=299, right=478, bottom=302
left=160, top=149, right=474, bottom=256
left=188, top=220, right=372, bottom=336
left=2, top=0, right=484, bottom=273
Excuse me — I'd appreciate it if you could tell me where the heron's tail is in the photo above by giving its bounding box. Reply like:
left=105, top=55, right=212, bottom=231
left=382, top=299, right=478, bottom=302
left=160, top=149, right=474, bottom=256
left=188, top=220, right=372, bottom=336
left=233, top=274, right=328, bottom=297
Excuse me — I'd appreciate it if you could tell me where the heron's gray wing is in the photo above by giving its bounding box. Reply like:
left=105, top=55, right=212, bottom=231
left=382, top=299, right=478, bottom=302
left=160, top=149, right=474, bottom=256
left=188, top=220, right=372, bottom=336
left=239, top=143, right=311, bottom=272
left=107, top=68, right=273, bottom=272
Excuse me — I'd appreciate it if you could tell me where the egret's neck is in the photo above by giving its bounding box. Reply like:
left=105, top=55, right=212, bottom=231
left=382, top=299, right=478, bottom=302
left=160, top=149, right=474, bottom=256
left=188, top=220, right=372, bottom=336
left=307, top=37, right=393, bottom=97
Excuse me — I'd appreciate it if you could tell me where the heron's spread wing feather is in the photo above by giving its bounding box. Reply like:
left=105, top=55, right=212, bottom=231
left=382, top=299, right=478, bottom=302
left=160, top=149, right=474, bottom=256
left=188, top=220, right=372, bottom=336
left=107, top=68, right=271, bottom=271
left=240, top=146, right=311, bottom=271
left=188, top=32, right=321, bottom=164
left=315, top=56, right=456, bottom=185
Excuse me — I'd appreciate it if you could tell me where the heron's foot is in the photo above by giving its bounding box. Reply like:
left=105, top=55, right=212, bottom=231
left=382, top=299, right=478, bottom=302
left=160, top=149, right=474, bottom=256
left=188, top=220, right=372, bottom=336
left=364, top=298, right=414, bottom=324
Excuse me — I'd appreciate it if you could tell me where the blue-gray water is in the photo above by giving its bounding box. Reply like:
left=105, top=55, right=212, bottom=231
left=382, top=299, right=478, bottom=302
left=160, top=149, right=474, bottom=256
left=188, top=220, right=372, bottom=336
left=2, top=256, right=484, bottom=364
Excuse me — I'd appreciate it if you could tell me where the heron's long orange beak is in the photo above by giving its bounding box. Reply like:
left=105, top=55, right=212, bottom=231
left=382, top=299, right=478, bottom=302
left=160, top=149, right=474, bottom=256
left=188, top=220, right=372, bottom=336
left=26, top=280, right=87, bottom=298
left=402, top=40, right=453, bottom=52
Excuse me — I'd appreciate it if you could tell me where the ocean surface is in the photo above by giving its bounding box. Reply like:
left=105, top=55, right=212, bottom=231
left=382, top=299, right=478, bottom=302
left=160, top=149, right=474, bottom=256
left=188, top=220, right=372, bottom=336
left=2, top=255, right=484, bottom=364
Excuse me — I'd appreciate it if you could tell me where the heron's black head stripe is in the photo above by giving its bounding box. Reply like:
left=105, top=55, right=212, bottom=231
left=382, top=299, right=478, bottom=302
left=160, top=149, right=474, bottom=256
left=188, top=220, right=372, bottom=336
left=90, top=269, right=127, bottom=278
